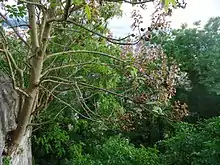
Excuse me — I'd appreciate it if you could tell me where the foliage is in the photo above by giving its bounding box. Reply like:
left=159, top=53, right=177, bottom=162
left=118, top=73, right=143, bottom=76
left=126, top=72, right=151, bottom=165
left=63, top=136, right=160, bottom=165
left=152, top=17, right=220, bottom=94
left=32, top=117, right=110, bottom=165
left=2, top=156, right=10, bottom=165
left=149, top=17, right=220, bottom=119
left=160, top=117, right=220, bottom=165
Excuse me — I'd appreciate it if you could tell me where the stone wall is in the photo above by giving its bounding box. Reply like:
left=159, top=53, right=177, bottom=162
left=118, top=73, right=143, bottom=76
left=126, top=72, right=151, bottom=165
left=0, top=72, right=32, bottom=165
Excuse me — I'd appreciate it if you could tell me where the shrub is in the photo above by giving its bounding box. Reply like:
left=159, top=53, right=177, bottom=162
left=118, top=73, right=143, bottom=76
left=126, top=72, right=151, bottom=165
left=64, top=136, right=160, bottom=165
left=160, top=117, right=220, bottom=165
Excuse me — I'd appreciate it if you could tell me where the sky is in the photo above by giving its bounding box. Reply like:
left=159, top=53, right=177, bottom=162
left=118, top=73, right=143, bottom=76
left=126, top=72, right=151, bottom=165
left=3, top=0, right=220, bottom=37
left=108, top=0, right=220, bottom=37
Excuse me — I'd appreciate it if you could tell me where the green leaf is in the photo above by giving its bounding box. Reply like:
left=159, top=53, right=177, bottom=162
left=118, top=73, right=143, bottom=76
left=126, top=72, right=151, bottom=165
left=160, top=0, right=177, bottom=12
left=152, top=106, right=163, bottom=115
left=85, top=4, right=92, bottom=20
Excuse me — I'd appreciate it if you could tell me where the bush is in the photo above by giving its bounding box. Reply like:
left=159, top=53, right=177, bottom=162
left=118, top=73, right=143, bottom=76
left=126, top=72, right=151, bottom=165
left=64, top=136, right=160, bottom=165
left=160, top=117, right=220, bottom=165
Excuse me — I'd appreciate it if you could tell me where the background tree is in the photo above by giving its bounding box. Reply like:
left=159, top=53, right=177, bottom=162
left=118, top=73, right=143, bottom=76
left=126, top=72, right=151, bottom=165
left=150, top=17, right=220, bottom=120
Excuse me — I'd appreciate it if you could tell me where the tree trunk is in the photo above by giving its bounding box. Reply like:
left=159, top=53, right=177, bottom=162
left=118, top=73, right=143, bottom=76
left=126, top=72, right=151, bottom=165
left=10, top=128, right=32, bottom=165
left=0, top=72, right=32, bottom=165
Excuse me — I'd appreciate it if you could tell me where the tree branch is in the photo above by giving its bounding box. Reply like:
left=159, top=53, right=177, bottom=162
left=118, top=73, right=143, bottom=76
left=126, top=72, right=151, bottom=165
left=27, top=1, right=40, bottom=50
left=28, top=106, right=68, bottom=126
left=66, top=20, right=142, bottom=45
left=38, top=11, right=47, bottom=43
left=106, top=0, right=154, bottom=5
left=77, top=81, right=131, bottom=99
left=42, top=60, right=122, bottom=77
left=74, top=82, right=103, bottom=118
left=40, top=85, right=101, bottom=122
left=42, top=61, right=95, bottom=76
left=47, top=19, right=141, bottom=45
left=63, top=0, right=71, bottom=20
left=19, top=0, right=47, bottom=10
left=46, top=50, right=126, bottom=62
left=41, top=76, right=131, bottom=100
left=0, top=30, right=28, bottom=97
left=0, top=12, right=30, bottom=47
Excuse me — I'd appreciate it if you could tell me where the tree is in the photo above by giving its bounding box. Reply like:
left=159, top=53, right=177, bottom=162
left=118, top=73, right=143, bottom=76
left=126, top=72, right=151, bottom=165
left=150, top=17, right=220, bottom=120
left=0, top=0, right=185, bottom=164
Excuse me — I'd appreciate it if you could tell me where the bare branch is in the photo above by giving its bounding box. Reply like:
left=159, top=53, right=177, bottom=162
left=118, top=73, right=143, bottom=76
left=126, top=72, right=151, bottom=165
left=46, top=50, right=126, bottom=62
left=3, top=49, right=29, bottom=96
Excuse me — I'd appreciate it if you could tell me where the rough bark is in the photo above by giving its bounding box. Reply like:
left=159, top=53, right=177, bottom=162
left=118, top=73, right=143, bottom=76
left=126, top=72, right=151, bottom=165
left=0, top=72, right=32, bottom=165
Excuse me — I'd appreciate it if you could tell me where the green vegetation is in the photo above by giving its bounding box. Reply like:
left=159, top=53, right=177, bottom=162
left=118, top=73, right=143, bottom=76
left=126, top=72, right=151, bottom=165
left=0, top=0, right=219, bottom=165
